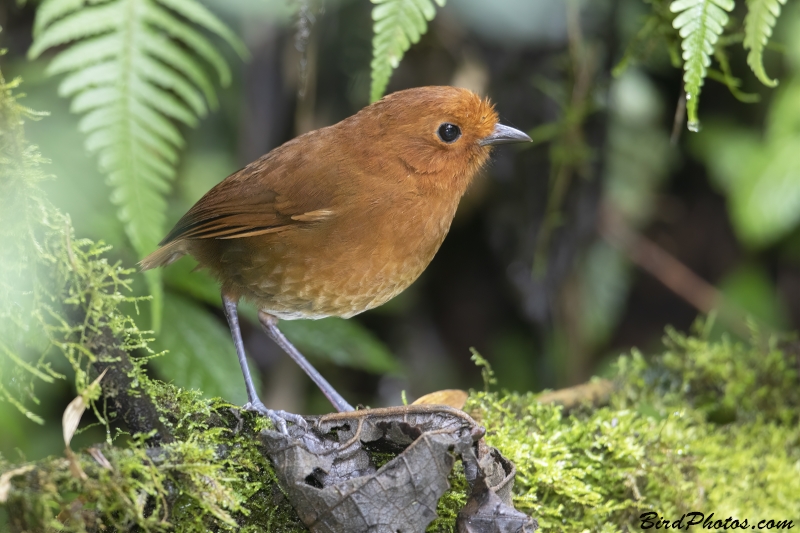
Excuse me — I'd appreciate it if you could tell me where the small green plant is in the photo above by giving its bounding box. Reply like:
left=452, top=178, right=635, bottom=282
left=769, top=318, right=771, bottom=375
left=469, top=347, right=497, bottom=392
left=743, top=0, right=788, bottom=86
left=28, top=0, right=246, bottom=327
left=619, top=0, right=789, bottom=129
left=670, top=0, right=734, bottom=130
left=369, top=0, right=446, bottom=102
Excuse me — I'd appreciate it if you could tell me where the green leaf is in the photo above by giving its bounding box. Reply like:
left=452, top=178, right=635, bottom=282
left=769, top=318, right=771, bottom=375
left=162, top=260, right=401, bottom=375
left=134, top=54, right=207, bottom=117
left=718, top=264, right=788, bottom=329
left=58, top=60, right=119, bottom=97
left=140, top=30, right=217, bottom=108
left=33, top=0, right=86, bottom=36
left=695, top=119, right=800, bottom=248
left=743, top=0, right=787, bottom=87
left=280, top=318, right=402, bottom=375
left=155, top=0, right=248, bottom=59
left=670, top=0, right=734, bottom=129
left=149, top=293, right=254, bottom=405
left=46, top=34, right=121, bottom=75
left=162, top=257, right=223, bottom=305
left=28, top=2, right=123, bottom=59
left=728, top=137, right=800, bottom=246
left=143, top=3, right=232, bottom=86
left=370, top=0, right=445, bottom=103
left=30, top=0, right=243, bottom=329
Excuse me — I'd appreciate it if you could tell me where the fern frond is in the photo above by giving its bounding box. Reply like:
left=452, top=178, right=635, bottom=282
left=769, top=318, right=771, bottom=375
left=744, top=0, right=786, bottom=87
left=29, top=2, right=123, bottom=58
left=46, top=34, right=121, bottom=75
left=33, top=0, right=87, bottom=36
left=670, top=0, right=734, bottom=129
left=29, top=0, right=246, bottom=329
left=370, top=0, right=445, bottom=103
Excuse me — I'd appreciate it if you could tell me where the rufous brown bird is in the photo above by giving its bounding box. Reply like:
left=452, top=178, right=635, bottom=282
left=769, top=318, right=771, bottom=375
left=141, top=86, right=530, bottom=431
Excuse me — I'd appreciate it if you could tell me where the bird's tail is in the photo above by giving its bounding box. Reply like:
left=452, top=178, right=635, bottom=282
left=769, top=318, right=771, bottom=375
left=139, top=241, right=186, bottom=271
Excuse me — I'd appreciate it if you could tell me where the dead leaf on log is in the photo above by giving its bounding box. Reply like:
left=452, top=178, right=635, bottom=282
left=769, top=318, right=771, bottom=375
left=62, top=369, right=108, bottom=481
left=412, top=389, right=469, bottom=410
left=457, top=473, right=535, bottom=533
left=458, top=440, right=536, bottom=533
left=261, top=405, right=535, bottom=533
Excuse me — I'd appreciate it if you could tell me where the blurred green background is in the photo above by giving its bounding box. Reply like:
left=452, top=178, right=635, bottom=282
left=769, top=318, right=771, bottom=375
left=2, top=0, right=799, bottom=463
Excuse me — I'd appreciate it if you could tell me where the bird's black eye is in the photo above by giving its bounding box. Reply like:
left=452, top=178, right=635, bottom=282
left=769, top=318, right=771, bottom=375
left=437, top=123, right=461, bottom=143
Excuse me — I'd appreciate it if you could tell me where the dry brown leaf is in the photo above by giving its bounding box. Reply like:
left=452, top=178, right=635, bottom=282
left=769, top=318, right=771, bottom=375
left=0, top=465, right=35, bottom=503
left=62, top=369, right=108, bottom=448
left=262, top=404, right=535, bottom=533
left=87, top=447, right=113, bottom=470
left=412, top=389, right=469, bottom=410
left=62, top=394, right=87, bottom=449
left=457, top=474, right=536, bottom=533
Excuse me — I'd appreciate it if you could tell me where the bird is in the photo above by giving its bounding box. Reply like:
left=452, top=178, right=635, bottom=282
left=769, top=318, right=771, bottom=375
left=141, top=86, right=531, bottom=431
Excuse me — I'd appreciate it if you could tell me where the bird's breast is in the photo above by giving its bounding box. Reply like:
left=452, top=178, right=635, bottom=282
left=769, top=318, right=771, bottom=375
left=223, top=188, right=460, bottom=319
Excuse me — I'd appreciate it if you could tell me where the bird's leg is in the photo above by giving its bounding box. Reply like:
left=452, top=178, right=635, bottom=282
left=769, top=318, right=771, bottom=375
left=258, top=311, right=355, bottom=413
left=221, top=294, right=308, bottom=433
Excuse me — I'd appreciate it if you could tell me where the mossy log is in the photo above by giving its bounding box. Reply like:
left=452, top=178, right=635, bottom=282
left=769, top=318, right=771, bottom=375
left=2, top=329, right=799, bottom=532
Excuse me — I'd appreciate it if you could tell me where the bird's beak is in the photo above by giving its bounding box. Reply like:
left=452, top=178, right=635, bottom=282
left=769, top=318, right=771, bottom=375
left=479, top=123, right=532, bottom=147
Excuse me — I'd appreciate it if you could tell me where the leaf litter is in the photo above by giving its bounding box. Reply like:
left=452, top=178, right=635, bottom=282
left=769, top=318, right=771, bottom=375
left=262, top=404, right=537, bottom=533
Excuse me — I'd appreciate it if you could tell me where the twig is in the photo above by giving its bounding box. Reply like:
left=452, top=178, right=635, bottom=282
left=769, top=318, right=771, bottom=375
left=537, top=379, right=614, bottom=410
left=599, top=204, right=750, bottom=338
left=670, top=91, right=686, bottom=146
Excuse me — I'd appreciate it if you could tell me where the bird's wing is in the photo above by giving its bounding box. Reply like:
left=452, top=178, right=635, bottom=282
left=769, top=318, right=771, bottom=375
left=160, top=150, right=340, bottom=245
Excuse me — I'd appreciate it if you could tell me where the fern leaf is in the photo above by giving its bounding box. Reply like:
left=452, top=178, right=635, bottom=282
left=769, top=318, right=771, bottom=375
left=71, top=87, right=119, bottom=112
left=78, top=107, right=120, bottom=135
left=370, top=0, right=446, bottom=103
left=28, top=2, right=123, bottom=59
left=46, top=34, right=121, bottom=76
left=140, top=31, right=217, bottom=107
left=143, top=3, right=233, bottom=85
left=33, top=0, right=86, bottom=36
left=58, top=61, right=118, bottom=97
left=135, top=54, right=207, bottom=116
left=156, top=0, right=248, bottom=58
left=30, top=0, right=245, bottom=328
left=744, top=0, right=787, bottom=87
left=670, top=0, right=734, bottom=129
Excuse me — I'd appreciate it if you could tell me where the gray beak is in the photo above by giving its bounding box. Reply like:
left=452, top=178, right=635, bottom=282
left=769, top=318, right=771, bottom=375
left=479, top=123, right=532, bottom=147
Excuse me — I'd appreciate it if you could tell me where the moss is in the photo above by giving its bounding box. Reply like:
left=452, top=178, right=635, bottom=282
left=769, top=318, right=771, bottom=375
left=464, top=392, right=695, bottom=531
left=6, top=307, right=798, bottom=533
left=427, top=461, right=469, bottom=532
left=616, top=325, right=800, bottom=424
left=452, top=326, right=800, bottom=533
left=3, top=386, right=309, bottom=532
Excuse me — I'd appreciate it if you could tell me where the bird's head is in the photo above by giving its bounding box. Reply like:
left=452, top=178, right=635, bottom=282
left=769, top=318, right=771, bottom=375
left=362, top=86, right=531, bottom=194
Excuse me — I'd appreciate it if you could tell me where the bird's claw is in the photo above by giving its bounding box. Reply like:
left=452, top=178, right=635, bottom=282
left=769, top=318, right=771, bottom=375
left=243, top=400, right=308, bottom=434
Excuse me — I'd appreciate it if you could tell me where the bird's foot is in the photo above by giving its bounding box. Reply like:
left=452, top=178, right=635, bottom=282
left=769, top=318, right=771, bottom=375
left=243, top=400, right=308, bottom=434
